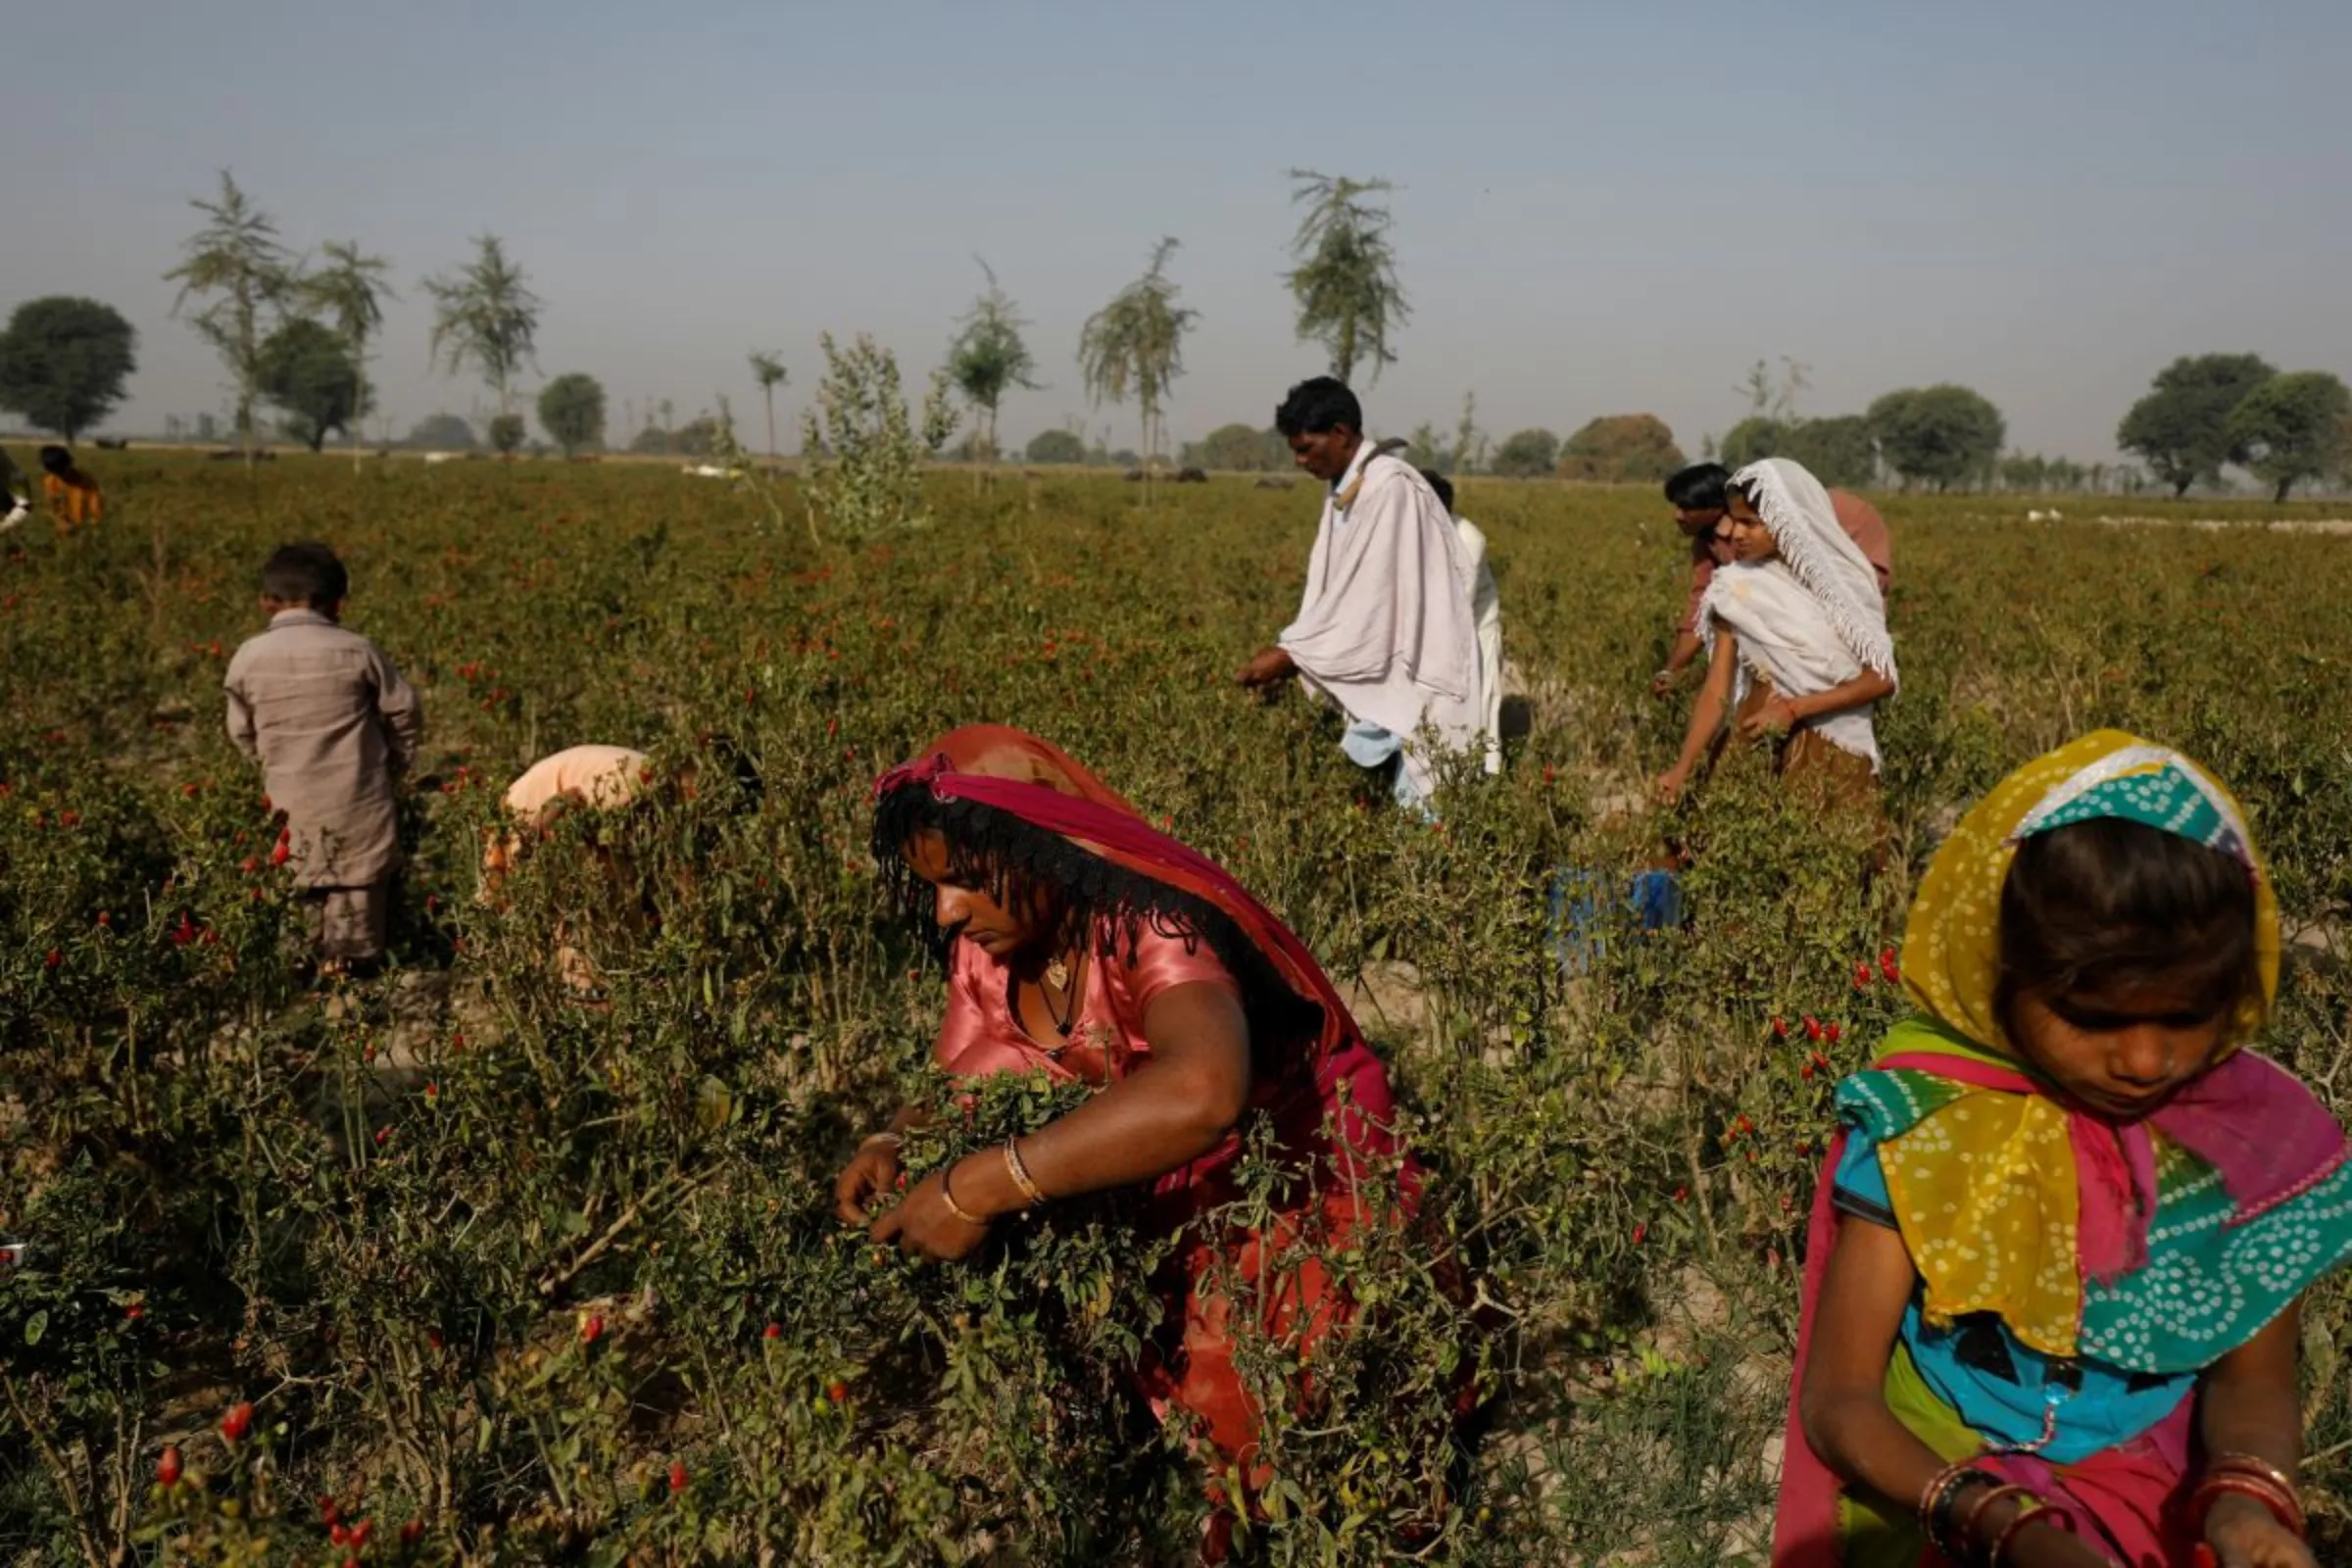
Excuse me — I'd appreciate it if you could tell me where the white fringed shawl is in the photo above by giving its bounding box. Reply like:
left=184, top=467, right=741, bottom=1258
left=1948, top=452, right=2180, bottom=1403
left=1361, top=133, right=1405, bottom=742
left=1699, top=458, right=1897, bottom=770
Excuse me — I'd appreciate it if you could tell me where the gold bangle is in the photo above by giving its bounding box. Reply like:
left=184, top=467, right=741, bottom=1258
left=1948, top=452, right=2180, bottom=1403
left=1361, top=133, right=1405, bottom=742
left=859, top=1131, right=904, bottom=1152
left=1003, top=1137, right=1047, bottom=1206
left=937, top=1164, right=989, bottom=1228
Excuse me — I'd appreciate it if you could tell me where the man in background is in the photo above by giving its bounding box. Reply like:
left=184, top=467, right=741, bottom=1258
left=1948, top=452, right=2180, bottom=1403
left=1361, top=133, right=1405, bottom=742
left=1237, top=376, right=1485, bottom=810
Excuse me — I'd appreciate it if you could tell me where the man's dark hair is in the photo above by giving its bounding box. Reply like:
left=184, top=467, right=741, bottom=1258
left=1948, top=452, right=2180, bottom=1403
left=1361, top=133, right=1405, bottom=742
left=261, top=541, right=350, bottom=609
left=1418, top=468, right=1455, bottom=513
left=1664, top=463, right=1731, bottom=512
left=1995, top=818, right=2263, bottom=1035
left=1274, top=376, right=1362, bottom=438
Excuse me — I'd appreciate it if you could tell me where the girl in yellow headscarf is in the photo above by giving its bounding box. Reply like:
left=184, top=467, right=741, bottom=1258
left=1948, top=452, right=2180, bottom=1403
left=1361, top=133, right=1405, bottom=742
left=1776, top=731, right=2346, bottom=1568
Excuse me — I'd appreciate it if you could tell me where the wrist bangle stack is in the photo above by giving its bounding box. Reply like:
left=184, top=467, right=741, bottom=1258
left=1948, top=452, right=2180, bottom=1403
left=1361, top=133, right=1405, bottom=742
left=2190, top=1452, right=2305, bottom=1539
left=1916, top=1462, right=2001, bottom=1562
left=1958, top=1485, right=2034, bottom=1558
left=1003, top=1137, right=1048, bottom=1207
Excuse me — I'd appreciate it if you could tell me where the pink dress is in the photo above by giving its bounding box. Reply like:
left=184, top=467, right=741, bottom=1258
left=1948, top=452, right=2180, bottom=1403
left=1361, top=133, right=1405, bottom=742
left=932, top=919, right=1402, bottom=1478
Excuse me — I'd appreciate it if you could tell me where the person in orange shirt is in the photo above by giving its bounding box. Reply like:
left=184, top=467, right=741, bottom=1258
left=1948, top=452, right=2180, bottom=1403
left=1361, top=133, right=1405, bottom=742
left=39, top=446, right=103, bottom=529
left=479, top=737, right=760, bottom=997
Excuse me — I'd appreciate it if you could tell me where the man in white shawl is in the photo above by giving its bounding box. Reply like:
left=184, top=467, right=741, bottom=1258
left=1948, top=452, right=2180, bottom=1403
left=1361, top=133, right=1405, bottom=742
left=1237, top=378, right=1487, bottom=809
left=1654, top=456, right=1896, bottom=809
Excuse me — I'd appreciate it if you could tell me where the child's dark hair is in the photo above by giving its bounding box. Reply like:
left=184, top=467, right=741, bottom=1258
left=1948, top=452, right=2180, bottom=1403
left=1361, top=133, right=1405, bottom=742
left=1418, top=467, right=1455, bottom=513
left=39, top=445, right=76, bottom=477
left=262, top=541, right=349, bottom=608
left=1996, top=818, right=2262, bottom=1028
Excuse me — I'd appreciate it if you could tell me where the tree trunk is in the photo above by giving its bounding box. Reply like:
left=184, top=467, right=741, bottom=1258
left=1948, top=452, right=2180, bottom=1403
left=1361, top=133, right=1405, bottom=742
left=352, top=348, right=368, bottom=476
left=2172, top=475, right=2192, bottom=499
left=2274, top=478, right=2292, bottom=505
left=762, top=389, right=777, bottom=461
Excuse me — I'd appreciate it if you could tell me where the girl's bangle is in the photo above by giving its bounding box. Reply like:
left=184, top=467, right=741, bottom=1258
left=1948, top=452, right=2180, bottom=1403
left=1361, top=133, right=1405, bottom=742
left=1916, top=1461, right=1999, bottom=1559
left=859, top=1131, right=904, bottom=1152
left=1003, top=1137, right=1047, bottom=1206
left=2190, top=1474, right=2305, bottom=1539
left=1987, top=1498, right=2073, bottom=1566
left=937, top=1163, right=989, bottom=1228
left=1958, top=1484, right=2036, bottom=1562
left=2205, top=1451, right=2301, bottom=1510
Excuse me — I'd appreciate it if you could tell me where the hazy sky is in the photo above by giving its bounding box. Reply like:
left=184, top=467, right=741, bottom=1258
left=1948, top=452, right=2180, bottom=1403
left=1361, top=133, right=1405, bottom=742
left=8, top=0, right=2348, bottom=462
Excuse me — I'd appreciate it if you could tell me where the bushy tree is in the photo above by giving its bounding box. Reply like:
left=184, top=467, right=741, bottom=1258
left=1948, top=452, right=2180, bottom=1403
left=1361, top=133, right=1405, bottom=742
left=0, top=296, right=138, bottom=442
left=1716, top=416, right=1788, bottom=469
left=406, top=413, right=475, bottom=451
left=487, top=413, right=526, bottom=457
left=798, top=331, right=957, bottom=543
left=2116, top=354, right=2276, bottom=498
left=946, top=262, right=1040, bottom=476
left=537, top=373, right=608, bottom=456
left=1186, top=423, right=1285, bottom=471
left=1025, top=428, right=1086, bottom=465
left=165, top=171, right=292, bottom=464
left=1078, top=239, right=1198, bottom=482
left=1490, top=428, right=1560, bottom=478
left=1868, top=385, right=2005, bottom=492
left=257, top=318, right=367, bottom=451
left=425, top=235, right=542, bottom=438
left=1781, top=415, right=1879, bottom=490
left=1284, top=171, right=1408, bottom=385
left=2226, top=370, right=2352, bottom=503
left=1557, top=415, right=1686, bottom=483
left=297, top=241, right=395, bottom=468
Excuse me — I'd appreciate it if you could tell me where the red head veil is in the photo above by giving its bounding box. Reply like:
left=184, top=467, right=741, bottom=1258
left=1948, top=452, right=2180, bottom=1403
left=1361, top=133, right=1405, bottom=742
left=873, top=725, right=1401, bottom=1168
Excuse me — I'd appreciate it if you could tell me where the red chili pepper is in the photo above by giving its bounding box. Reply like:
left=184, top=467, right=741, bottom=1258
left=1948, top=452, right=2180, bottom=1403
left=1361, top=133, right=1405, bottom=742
left=220, top=1401, right=254, bottom=1444
left=156, top=1447, right=182, bottom=1486
left=667, top=1460, right=688, bottom=1494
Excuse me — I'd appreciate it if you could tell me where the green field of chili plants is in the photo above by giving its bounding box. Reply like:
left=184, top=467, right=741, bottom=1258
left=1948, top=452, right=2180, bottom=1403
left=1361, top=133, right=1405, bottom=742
left=3, top=457, right=2349, bottom=1565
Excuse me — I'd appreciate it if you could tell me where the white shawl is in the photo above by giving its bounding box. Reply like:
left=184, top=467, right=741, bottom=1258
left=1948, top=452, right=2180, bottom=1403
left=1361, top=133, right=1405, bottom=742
left=1453, top=514, right=1504, bottom=774
left=1280, top=443, right=1484, bottom=796
left=1700, top=458, right=1897, bottom=770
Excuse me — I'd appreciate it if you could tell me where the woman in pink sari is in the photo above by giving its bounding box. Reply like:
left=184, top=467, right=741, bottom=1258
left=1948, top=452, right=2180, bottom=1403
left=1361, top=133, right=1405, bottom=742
left=834, top=725, right=1421, bottom=1545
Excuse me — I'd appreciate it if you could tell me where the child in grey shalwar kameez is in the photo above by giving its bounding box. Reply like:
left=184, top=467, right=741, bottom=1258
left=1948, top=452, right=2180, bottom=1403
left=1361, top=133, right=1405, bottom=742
left=224, top=542, right=423, bottom=972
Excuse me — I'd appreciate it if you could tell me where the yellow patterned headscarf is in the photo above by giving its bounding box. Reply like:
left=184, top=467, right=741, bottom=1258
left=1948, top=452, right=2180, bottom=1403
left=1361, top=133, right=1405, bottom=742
left=1874, top=730, right=2283, bottom=1354
left=1900, top=728, right=2279, bottom=1053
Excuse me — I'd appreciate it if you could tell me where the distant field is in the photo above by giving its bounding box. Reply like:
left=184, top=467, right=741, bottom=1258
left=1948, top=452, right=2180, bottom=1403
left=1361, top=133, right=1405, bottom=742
left=3, top=460, right=2347, bottom=1564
